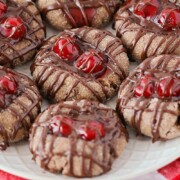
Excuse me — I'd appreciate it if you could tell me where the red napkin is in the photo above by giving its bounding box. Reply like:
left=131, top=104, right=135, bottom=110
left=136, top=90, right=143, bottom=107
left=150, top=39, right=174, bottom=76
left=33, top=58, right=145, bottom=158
left=0, top=158, right=180, bottom=180
left=158, top=158, right=180, bottom=180
left=0, top=170, right=25, bottom=180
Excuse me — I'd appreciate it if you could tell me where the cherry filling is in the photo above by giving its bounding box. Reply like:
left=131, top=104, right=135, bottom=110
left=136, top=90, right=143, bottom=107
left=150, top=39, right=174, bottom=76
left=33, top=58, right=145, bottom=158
left=0, top=74, right=17, bottom=94
left=49, top=116, right=73, bottom=136
left=0, top=17, right=26, bottom=40
left=78, top=121, right=105, bottom=141
left=132, top=0, right=180, bottom=30
left=134, top=75, right=180, bottom=98
left=0, top=1, right=7, bottom=17
left=134, top=0, right=159, bottom=18
left=53, top=35, right=108, bottom=78
left=158, top=9, right=180, bottom=30
left=53, top=35, right=80, bottom=61
left=69, top=8, right=96, bottom=27
left=75, top=50, right=106, bottom=76
left=134, top=75, right=154, bottom=98
left=0, top=73, right=17, bottom=108
left=49, top=116, right=106, bottom=141
left=157, top=77, right=180, bottom=97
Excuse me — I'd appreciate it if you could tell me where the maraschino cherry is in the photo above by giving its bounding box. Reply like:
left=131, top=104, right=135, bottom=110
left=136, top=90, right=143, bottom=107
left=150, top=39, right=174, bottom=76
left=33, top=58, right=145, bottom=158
left=134, top=0, right=159, bottom=18
left=0, top=17, right=26, bottom=40
left=0, top=73, right=17, bottom=108
left=157, top=77, right=180, bottom=97
left=134, top=75, right=180, bottom=98
left=0, top=74, right=17, bottom=94
left=75, top=49, right=106, bottom=76
left=49, top=116, right=72, bottom=136
left=158, top=8, right=180, bottom=30
left=134, top=75, right=155, bottom=97
left=0, top=1, right=7, bottom=17
left=78, top=121, right=105, bottom=141
left=69, top=8, right=96, bottom=26
left=53, top=35, right=80, bottom=61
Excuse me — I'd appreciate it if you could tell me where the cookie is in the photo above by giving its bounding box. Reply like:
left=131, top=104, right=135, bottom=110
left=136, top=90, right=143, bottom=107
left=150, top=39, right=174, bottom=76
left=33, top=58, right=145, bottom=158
left=36, top=0, right=121, bottom=30
left=0, top=0, right=45, bottom=67
left=114, top=0, right=180, bottom=63
left=117, top=54, right=180, bottom=142
left=29, top=100, right=128, bottom=177
left=31, top=26, right=129, bottom=103
left=0, top=66, right=41, bottom=150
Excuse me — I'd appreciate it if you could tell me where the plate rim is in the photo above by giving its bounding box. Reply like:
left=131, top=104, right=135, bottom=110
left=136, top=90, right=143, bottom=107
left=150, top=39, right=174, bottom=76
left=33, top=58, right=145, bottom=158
left=0, top=148, right=179, bottom=180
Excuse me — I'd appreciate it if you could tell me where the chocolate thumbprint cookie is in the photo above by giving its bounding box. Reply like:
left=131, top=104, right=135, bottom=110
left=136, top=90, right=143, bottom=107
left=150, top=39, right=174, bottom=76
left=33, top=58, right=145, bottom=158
left=29, top=100, right=128, bottom=177
left=31, top=26, right=129, bottom=103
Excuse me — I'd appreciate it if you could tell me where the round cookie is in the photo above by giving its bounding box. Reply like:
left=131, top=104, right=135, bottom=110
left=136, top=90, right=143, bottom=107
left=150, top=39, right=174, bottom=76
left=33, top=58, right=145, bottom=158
left=117, top=54, right=180, bottom=142
left=0, top=0, right=45, bottom=67
left=114, top=0, right=180, bottom=63
left=0, top=66, right=41, bottom=150
left=29, top=100, right=128, bottom=177
left=31, top=26, right=129, bottom=103
left=36, top=0, right=122, bottom=30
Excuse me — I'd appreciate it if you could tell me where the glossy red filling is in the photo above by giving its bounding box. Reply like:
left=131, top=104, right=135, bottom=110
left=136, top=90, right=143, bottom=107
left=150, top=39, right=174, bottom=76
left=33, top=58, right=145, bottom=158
left=132, top=0, right=180, bottom=30
left=53, top=35, right=108, bottom=78
left=134, top=74, right=180, bottom=98
left=49, top=115, right=106, bottom=141
left=0, top=73, right=17, bottom=108
left=0, top=17, right=26, bottom=40
left=68, top=8, right=96, bottom=27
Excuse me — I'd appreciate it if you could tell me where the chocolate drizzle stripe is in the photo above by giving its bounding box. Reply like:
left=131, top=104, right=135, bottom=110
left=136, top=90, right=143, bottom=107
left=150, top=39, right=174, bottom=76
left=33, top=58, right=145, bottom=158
left=35, top=64, right=103, bottom=101
left=117, top=55, right=180, bottom=141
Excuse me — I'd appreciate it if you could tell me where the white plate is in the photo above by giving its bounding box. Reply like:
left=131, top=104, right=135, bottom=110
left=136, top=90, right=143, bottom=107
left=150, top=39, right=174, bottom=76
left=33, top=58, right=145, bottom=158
left=0, top=25, right=179, bottom=180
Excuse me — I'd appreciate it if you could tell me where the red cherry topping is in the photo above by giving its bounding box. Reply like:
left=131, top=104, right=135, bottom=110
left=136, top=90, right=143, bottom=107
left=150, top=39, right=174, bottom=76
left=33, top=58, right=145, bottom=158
left=157, top=77, right=180, bottom=97
left=134, top=75, right=155, bottom=98
left=134, top=0, right=159, bottom=18
left=0, top=17, right=26, bottom=40
left=158, top=8, right=180, bottom=30
left=53, top=35, right=80, bottom=61
left=78, top=121, right=105, bottom=141
left=49, top=116, right=72, bottom=136
left=0, top=1, right=7, bottom=17
left=69, top=8, right=96, bottom=27
left=75, top=50, right=106, bottom=76
left=0, top=74, right=17, bottom=94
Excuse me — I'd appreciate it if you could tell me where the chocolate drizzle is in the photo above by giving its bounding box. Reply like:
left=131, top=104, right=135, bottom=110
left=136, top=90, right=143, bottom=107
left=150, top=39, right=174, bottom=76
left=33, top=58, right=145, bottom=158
left=114, top=0, right=180, bottom=61
left=0, top=0, right=45, bottom=67
left=31, top=26, right=128, bottom=102
left=30, top=100, right=128, bottom=177
left=0, top=66, right=41, bottom=150
left=117, top=55, right=180, bottom=142
left=40, top=0, right=120, bottom=28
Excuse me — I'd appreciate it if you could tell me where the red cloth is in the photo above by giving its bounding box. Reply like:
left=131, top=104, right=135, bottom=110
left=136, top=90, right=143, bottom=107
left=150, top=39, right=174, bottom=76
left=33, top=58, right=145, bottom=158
left=0, top=170, right=25, bottom=180
left=158, top=158, right=180, bottom=180
left=0, top=158, right=180, bottom=180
